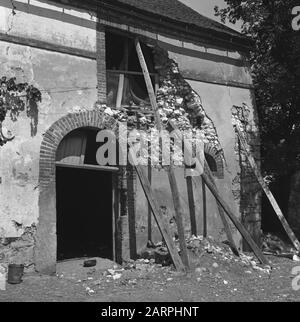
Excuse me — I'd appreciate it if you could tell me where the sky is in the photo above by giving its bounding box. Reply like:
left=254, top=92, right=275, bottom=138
left=179, top=0, right=241, bottom=31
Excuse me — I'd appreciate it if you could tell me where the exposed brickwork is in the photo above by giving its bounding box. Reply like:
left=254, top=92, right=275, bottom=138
left=38, top=110, right=118, bottom=189
left=96, top=24, right=107, bottom=104
left=204, top=143, right=224, bottom=179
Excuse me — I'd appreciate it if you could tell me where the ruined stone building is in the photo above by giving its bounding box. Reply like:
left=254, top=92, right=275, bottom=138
left=0, top=0, right=261, bottom=274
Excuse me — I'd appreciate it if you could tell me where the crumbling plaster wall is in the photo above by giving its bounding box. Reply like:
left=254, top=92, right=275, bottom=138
left=0, top=44, right=97, bottom=232
left=0, top=47, right=97, bottom=264
left=0, top=3, right=100, bottom=267
left=0, top=3, right=96, bottom=51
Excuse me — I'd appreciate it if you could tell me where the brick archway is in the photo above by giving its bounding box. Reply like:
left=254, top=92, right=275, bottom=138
left=204, top=144, right=224, bottom=179
left=34, top=110, right=119, bottom=274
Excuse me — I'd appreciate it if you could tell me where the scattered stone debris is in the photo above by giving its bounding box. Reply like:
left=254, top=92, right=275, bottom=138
left=262, top=233, right=295, bottom=255
left=50, top=234, right=300, bottom=299
left=293, top=255, right=300, bottom=262
left=107, top=267, right=124, bottom=280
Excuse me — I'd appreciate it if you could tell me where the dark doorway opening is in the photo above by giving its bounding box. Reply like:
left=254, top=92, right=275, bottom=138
left=56, top=166, right=113, bottom=261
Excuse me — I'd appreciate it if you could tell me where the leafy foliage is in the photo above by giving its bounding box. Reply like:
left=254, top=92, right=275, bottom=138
left=0, top=77, right=41, bottom=145
left=215, top=0, right=300, bottom=179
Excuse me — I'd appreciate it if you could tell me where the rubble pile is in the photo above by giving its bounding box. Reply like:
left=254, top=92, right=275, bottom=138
left=71, top=234, right=279, bottom=296
left=74, top=258, right=176, bottom=296
left=139, top=235, right=274, bottom=274
left=183, top=235, right=273, bottom=274
left=153, top=45, right=221, bottom=145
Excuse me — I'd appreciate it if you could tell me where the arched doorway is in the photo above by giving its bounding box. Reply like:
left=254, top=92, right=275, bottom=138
left=35, top=111, right=122, bottom=275
left=55, top=128, right=115, bottom=261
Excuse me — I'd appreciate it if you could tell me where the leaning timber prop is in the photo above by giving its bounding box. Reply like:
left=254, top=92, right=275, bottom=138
left=135, top=39, right=190, bottom=270
left=133, top=164, right=186, bottom=271
left=235, top=123, right=300, bottom=252
left=186, top=175, right=197, bottom=236
left=114, top=117, right=186, bottom=272
left=168, top=120, right=269, bottom=264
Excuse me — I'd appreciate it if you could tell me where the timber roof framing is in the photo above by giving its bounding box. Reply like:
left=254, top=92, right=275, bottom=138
left=44, top=0, right=252, bottom=52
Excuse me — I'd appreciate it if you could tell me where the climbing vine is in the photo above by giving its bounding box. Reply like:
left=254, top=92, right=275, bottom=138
left=0, top=76, right=41, bottom=146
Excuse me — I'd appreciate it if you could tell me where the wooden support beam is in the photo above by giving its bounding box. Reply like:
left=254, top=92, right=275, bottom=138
left=167, top=168, right=190, bottom=269
left=148, top=161, right=153, bottom=243
left=135, top=39, right=163, bottom=130
left=201, top=177, right=207, bottom=238
left=135, top=38, right=190, bottom=269
left=186, top=176, right=197, bottom=236
left=94, top=112, right=184, bottom=271
left=134, top=165, right=186, bottom=272
left=114, top=119, right=186, bottom=272
left=116, top=74, right=125, bottom=108
left=55, top=162, right=119, bottom=172
left=235, top=123, right=300, bottom=252
left=169, top=120, right=269, bottom=265
left=107, top=69, right=157, bottom=77
left=193, top=171, right=238, bottom=255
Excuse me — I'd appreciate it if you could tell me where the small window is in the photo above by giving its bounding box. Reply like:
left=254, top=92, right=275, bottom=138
left=106, top=31, right=157, bottom=108
left=204, top=145, right=224, bottom=179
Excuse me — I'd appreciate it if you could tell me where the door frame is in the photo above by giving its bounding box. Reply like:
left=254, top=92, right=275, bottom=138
left=55, top=162, right=120, bottom=262
left=35, top=111, right=123, bottom=275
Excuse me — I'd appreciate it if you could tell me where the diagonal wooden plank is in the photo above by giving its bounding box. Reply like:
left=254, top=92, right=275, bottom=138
left=134, top=165, right=186, bottom=272
left=147, top=161, right=153, bottom=243
left=169, top=120, right=269, bottom=265
left=235, top=123, right=300, bottom=252
left=135, top=38, right=190, bottom=269
left=167, top=166, right=190, bottom=269
left=116, top=73, right=125, bottom=108
left=201, top=177, right=207, bottom=237
left=107, top=115, right=185, bottom=272
left=186, top=176, right=197, bottom=236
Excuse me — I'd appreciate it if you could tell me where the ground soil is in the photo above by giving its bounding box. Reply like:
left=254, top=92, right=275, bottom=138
left=0, top=253, right=299, bottom=302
